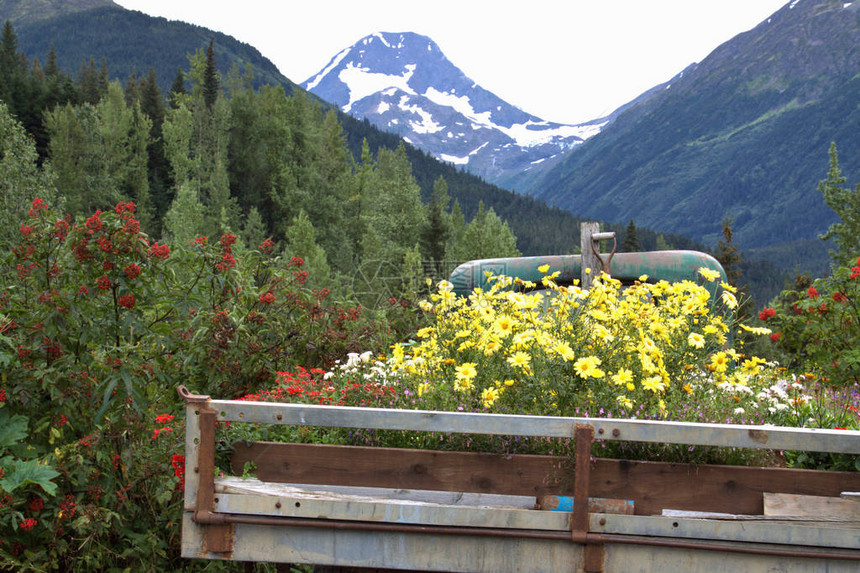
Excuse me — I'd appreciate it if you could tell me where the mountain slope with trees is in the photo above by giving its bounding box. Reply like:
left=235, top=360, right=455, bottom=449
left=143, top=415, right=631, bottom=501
left=530, top=0, right=860, bottom=277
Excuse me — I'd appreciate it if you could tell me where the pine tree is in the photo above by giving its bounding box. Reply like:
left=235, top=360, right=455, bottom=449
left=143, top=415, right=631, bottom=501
left=45, top=44, right=58, bottom=77
left=163, top=182, right=205, bottom=245
left=715, top=216, right=742, bottom=286
left=622, top=219, right=640, bottom=252
left=420, top=175, right=451, bottom=275
left=242, top=207, right=267, bottom=249
left=202, top=39, right=219, bottom=110
left=818, top=142, right=860, bottom=266
left=169, top=68, right=186, bottom=109
left=285, top=210, right=331, bottom=287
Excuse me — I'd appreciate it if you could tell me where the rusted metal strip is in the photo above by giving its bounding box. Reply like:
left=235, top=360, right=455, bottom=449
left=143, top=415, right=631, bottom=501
left=189, top=512, right=860, bottom=562
left=571, top=424, right=605, bottom=572
left=194, top=407, right=234, bottom=554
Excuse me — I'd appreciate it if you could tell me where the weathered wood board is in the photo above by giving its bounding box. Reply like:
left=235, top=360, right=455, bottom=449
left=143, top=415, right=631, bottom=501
left=231, top=441, right=860, bottom=516
left=764, top=493, right=860, bottom=519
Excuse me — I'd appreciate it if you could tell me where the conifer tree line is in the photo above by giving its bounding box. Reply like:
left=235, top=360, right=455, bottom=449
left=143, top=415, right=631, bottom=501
left=0, top=22, right=521, bottom=297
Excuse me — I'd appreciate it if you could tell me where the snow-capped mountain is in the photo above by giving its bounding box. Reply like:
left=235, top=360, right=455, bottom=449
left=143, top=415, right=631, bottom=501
left=302, top=32, right=606, bottom=191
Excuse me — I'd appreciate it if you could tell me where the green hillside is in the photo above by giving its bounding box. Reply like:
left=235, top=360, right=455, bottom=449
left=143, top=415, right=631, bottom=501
left=530, top=0, right=860, bottom=279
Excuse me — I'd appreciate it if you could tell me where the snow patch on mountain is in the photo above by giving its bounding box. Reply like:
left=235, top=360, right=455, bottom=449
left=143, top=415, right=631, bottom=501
left=302, top=31, right=610, bottom=191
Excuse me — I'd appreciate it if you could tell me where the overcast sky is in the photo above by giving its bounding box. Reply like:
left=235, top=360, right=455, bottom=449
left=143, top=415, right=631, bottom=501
left=113, top=0, right=789, bottom=125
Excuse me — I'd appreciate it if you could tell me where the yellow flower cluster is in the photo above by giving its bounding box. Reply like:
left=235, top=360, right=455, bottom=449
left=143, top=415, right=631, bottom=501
left=390, top=267, right=772, bottom=417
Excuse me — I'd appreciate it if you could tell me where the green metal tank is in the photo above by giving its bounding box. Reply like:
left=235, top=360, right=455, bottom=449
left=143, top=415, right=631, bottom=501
left=449, top=250, right=728, bottom=301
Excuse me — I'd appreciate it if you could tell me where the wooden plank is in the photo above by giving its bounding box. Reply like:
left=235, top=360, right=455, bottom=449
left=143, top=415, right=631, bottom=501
left=661, top=509, right=860, bottom=528
left=764, top=493, right=860, bottom=519
left=215, top=477, right=538, bottom=508
left=591, top=513, right=860, bottom=551
left=181, top=513, right=585, bottom=573
left=212, top=490, right=571, bottom=531
left=210, top=401, right=860, bottom=454
left=231, top=442, right=860, bottom=516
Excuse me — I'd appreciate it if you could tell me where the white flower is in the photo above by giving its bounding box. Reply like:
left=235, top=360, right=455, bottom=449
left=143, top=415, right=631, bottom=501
left=733, top=407, right=745, bottom=415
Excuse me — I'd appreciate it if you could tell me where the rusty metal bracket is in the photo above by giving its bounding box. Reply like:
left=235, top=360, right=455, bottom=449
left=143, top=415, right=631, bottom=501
left=190, top=399, right=234, bottom=554
left=590, top=232, right=617, bottom=276
left=177, top=384, right=210, bottom=406
left=571, top=424, right=605, bottom=573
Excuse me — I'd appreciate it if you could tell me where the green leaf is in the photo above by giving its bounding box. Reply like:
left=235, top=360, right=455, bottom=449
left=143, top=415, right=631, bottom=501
left=0, top=408, right=29, bottom=448
left=0, top=458, right=60, bottom=495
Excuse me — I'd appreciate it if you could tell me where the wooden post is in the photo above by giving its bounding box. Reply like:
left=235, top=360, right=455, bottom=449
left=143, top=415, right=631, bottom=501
left=580, top=222, right=600, bottom=289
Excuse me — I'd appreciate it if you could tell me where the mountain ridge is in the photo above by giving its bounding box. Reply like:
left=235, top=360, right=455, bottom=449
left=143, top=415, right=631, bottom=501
left=302, top=31, right=609, bottom=191
left=529, top=0, right=860, bottom=275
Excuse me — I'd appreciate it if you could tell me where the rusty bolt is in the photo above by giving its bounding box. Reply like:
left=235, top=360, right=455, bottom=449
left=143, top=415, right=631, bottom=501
left=612, top=428, right=620, bottom=437
left=194, top=466, right=200, bottom=473
left=276, top=414, right=283, bottom=421
left=275, top=501, right=282, bottom=509
left=598, top=428, right=604, bottom=435
left=599, top=518, right=606, bottom=526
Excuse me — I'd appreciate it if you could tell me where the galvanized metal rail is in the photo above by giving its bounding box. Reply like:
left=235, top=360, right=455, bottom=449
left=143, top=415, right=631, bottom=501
left=179, top=386, right=860, bottom=572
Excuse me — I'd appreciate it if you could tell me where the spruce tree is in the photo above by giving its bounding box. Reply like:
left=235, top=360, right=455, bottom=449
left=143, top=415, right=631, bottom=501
left=818, top=142, right=860, bottom=266
left=715, top=216, right=742, bottom=286
left=202, top=39, right=219, bottom=109
left=169, top=68, right=186, bottom=109
left=420, top=175, right=451, bottom=275
left=622, top=219, right=640, bottom=252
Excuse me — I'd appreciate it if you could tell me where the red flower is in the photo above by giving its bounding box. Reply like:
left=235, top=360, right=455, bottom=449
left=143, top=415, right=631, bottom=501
left=758, top=307, right=776, bottom=321
left=102, top=260, right=114, bottom=271
left=28, top=198, right=47, bottom=217
left=78, top=285, right=89, bottom=295
left=833, top=291, right=848, bottom=303
left=54, top=219, right=70, bottom=241
left=115, top=201, right=136, bottom=215
left=124, top=263, right=141, bottom=279
left=770, top=332, right=782, bottom=342
left=851, top=266, right=860, bottom=280
left=259, top=292, right=275, bottom=304
left=807, top=286, right=819, bottom=299
left=0, top=388, right=5, bottom=403
left=85, top=210, right=103, bottom=233
left=148, top=242, right=170, bottom=260
left=219, top=233, right=237, bottom=248
left=19, top=224, right=33, bottom=237
left=96, top=275, right=111, bottom=291
left=190, top=236, right=207, bottom=247
left=19, top=518, right=37, bottom=532
left=152, top=427, right=172, bottom=439
left=215, top=251, right=236, bottom=271
left=289, top=256, right=304, bottom=267
left=154, top=413, right=174, bottom=424
left=59, top=495, right=76, bottom=520
left=122, top=217, right=140, bottom=235
left=259, top=238, right=274, bottom=254
left=53, top=414, right=68, bottom=428
left=28, top=497, right=44, bottom=512
left=118, top=294, right=135, bottom=309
